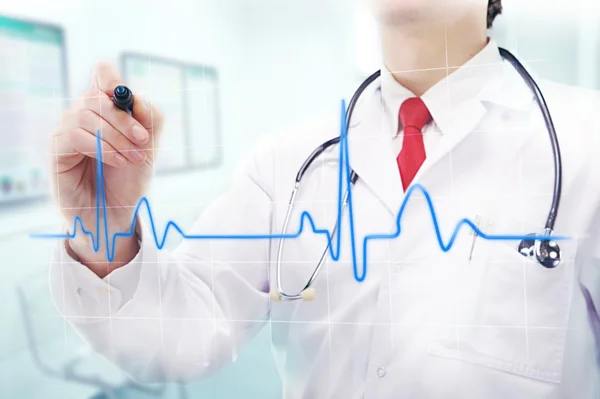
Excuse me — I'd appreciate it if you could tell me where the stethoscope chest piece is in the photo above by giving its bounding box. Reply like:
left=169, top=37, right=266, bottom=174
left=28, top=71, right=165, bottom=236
left=518, top=233, right=561, bottom=268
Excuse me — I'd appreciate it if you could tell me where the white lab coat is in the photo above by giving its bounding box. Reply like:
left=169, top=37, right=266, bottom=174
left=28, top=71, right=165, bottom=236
left=50, top=54, right=600, bottom=398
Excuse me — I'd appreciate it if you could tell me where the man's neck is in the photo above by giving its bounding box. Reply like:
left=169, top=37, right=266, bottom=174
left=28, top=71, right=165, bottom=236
left=380, top=16, right=488, bottom=97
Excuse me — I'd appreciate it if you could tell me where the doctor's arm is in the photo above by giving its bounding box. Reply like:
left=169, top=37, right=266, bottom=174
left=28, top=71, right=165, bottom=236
left=50, top=150, right=274, bottom=383
left=47, top=62, right=274, bottom=382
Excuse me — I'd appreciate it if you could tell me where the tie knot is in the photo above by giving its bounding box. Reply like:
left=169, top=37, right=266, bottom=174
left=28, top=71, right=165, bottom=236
left=399, top=97, right=432, bottom=131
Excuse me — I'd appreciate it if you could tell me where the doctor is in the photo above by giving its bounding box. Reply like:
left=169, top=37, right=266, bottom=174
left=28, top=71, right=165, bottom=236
left=49, top=0, right=600, bottom=398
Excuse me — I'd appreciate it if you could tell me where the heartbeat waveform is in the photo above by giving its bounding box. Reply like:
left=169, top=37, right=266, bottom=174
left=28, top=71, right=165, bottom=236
left=31, top=100, right=568, bottom=282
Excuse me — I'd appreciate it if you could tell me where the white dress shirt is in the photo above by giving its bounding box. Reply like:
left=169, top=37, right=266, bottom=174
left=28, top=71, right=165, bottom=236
left=382, top=39, right=503, bottom=157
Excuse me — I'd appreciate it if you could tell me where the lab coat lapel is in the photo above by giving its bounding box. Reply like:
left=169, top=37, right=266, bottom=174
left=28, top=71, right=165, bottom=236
left=413, top=100, right=488, bottom=182
left=347, top=90, right=404, bottom=216
left=346, top=90, right=489, bottom=217
left=412, top=52, right=537, bottom=184
left=344, top=54, right=542, bottom=218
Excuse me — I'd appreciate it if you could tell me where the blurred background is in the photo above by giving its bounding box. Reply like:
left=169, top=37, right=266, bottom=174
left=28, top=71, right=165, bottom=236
left=0, top=0, right=598, bottom=397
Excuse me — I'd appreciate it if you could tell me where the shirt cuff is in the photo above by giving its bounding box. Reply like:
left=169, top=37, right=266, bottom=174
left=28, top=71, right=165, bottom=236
left=49, top=219, right=148, bottom=324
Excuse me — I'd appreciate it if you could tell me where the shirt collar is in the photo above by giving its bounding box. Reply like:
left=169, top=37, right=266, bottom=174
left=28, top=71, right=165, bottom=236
left=380, top=37, right=508, bottom=136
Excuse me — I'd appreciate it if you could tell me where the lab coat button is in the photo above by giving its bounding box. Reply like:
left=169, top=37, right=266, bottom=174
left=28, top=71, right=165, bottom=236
left=376, top=366, right=386, bottom=378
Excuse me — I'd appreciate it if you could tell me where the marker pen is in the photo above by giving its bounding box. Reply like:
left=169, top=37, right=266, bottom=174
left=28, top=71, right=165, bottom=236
left=113, top=85, right=134, bottom=114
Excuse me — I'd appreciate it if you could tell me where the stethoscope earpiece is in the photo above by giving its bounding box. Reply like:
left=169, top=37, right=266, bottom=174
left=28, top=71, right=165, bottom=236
left=518, top=233, right=561, bottom=268
left=269, top=290, right=282, bottom=302
left=300, top=288, right=316, bottom=301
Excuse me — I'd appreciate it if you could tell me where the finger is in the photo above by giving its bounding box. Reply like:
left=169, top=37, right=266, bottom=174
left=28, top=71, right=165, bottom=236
left=81, top=88, right=150, bottom=145
left=56, top=128, right=128, bottom=169
left=91, top=61, right=124, bottom=97
left=76, top=108, right=147, bottom=165
left=131, top=93, right=163, bottom=136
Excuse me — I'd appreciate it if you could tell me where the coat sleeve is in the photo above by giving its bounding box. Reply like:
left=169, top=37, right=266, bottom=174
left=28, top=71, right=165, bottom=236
left=578, top=199, right=600, bottom=349
left=576, top=94, right=600, bottom=353
left=49, top=143, right=275, bottom=383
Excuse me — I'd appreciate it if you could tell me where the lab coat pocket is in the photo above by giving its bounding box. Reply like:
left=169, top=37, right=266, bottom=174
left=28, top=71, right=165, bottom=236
left=427, top=219, right=575, bottom=384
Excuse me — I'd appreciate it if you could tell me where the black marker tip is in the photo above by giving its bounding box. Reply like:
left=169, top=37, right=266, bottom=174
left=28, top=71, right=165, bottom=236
left=113, top=85, right=134, bottom=112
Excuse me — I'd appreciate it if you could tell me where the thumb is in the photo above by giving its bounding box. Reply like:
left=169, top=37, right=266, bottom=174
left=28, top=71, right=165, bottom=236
left=91, top=61, right=124, bottom=97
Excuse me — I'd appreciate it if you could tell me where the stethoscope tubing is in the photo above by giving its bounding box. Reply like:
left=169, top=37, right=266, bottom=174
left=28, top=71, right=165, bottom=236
left=272, top=48, right=563, bottom=301
left=498, top=48, right=562, bottom=232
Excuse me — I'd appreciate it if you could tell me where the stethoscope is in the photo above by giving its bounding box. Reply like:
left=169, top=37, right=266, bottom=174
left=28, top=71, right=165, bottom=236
left=269, top=47, right=563, bottom=303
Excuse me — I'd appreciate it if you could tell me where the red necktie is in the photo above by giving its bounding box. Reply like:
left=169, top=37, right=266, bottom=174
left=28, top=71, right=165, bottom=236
left=397, top=97, right=432, bottom=190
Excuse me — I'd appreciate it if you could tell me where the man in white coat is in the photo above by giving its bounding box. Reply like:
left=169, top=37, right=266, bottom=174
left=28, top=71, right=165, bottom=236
left=49, top=0, right=600, bottom=397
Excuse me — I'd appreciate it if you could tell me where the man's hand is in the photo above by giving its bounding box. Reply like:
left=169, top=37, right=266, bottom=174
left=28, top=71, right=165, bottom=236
left=50, top=61, right=164, bottom=277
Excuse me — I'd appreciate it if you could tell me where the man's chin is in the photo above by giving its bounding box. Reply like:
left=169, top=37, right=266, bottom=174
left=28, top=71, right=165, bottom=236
left=371, top=1, right=430, bottom=28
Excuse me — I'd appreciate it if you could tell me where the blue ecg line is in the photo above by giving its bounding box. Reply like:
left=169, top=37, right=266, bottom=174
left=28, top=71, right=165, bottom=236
left=31, top=100, right=568, bottom=283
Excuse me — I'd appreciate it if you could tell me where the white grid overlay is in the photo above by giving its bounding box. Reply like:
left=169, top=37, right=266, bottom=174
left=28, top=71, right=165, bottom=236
left=37, top=32, right=587, bottom=396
